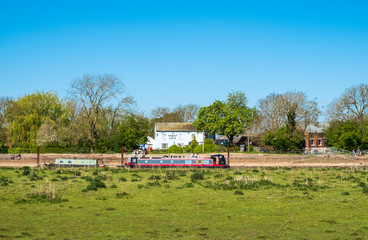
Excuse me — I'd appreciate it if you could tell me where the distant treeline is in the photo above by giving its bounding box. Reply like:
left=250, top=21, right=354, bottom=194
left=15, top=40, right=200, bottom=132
left=1, top=74, right=367, bottom=153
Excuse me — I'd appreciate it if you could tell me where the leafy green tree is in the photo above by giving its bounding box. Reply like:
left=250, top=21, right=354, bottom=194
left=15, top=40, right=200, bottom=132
left=190, top=135, right=199, bottom=150
left=0, top=97, right=13, bottom=149
left=263, top=127, right=305, bottom=150
left=194, top=91, right=256, bottom=147
left=325, top=120, right=368, bottom=150
left=7, top=92, right=70, bottom=150
left=109, top=113, right=150, bottom=152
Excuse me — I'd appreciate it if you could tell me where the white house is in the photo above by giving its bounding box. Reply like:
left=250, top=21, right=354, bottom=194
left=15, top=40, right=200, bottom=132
left=154, top=122, right=204, bottom=150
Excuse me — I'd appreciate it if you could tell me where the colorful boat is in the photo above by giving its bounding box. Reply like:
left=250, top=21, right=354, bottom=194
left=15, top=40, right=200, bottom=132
left=125, top=154, right=229, bottom=168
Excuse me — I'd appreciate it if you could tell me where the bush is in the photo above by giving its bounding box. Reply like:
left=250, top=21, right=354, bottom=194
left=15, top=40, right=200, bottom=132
left=119, top=177, right=127, bottom=182
left=191, top=171, right=205, bottom=182
left=0, top=146, right=8, bottom=154
left=234, top=190, right=244, bottom=195
left=0, top=176, right=13, bottom=186
left=184, top=146, right=192, bottom=153
left=116, top=192, right=130, bottom=198
left=363, top=186, right=368, bottom=195
left=204, top=139, right=217, bottom=152
left=183, top=182, right=194, bottom=188
left=193, top=145, right=203, bottom=153
left=167, top=145, right=183, bottom=153
left=149, top=175, right=161, bottom=181
left=84, top=178, right=106, bottom=191
left=21, top=167, right=32, bottom=176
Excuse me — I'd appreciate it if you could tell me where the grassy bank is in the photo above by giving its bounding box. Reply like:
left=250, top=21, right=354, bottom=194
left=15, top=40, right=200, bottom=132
left=0, top=167, right=367, bottom=239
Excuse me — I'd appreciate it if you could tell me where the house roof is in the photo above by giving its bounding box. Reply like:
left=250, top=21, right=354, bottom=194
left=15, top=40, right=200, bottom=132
left=305, top=123, right=329, bottom=134
left=155, top=122, right=197, bottom=132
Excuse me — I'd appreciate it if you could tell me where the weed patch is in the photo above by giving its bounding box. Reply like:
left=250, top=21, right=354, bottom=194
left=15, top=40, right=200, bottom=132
left=15, top=183, right=67, bottom=204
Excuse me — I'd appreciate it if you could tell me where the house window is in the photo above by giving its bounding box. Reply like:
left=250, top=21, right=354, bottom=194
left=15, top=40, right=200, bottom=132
left=317, top=138, right=322, bottom=146
left=161, top=143, right=168, bottom=149
left=310, top=139, right=315, bottom=146
left=162, top=134, right=167, bottom=140
left=192, top=134, right=195, bottom=140
left=179, top=134, right=183, bottom=140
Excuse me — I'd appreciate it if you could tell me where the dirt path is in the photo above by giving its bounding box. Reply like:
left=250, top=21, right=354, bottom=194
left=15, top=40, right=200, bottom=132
left=1, top=153, right=368, bottom=168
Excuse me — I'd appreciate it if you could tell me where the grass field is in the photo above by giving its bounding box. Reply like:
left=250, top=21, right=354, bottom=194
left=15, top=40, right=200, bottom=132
left=0, top=166, right=368, bottom=240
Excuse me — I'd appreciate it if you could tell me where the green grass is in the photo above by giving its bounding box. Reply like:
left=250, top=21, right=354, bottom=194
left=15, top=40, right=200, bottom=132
left=0, top=167, right=368, bottom=239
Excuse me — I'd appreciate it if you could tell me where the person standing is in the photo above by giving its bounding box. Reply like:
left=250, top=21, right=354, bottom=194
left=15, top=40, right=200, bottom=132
left=357, top=149, right=361, bottom=156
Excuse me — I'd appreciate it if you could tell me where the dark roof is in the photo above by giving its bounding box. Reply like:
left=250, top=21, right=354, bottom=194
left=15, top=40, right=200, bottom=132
left=155, top=122, right=197, bottom=132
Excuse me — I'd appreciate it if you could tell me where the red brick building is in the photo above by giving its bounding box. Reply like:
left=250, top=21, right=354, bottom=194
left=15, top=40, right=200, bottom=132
left=304, top=124, right=327, bottom=153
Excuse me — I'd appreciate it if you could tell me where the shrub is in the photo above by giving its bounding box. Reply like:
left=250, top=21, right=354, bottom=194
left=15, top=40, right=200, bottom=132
left=191, top=171, right=205, bottom=182
left=363, top=186, right=368, bottom=195
left=165, top=171, right=179, bottom=181
left=183, top=182, right=194, bottom=188
left=167, top=145, right=183, bottom=153
left=149, top=175, right=161, bottom=181
left=204, top=139, right=217, bottom=153
left=193, top=145, right=203, bottom=153
left=146, top=181, right=161, bottom=187
left=119, top=177, right=127, bottom=182
left=214, top=173, right=223, bottom=178
left=84, top=178, right=106, bottom=191
left=184, top=146, right=192, bottom=153
left=21, top=167, right=32, bottom=176
left=29, top=173, right=43, bottom=181
left=0, top=176, right=13, bottom=186
left=116, top=192, right=130, bottom=198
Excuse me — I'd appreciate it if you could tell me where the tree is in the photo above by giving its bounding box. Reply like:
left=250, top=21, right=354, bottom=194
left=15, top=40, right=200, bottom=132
left=257, top=91, right=320, bottom=132
left=7, top=92, right=69, bottom=150
left=0, top=97, right=13, bottom=149
left=327, top=83, right=368, bottom=122
left=109, top=113, right=150, bottom=152
left=324, top=120, right=368, bottom=150
left=193, top=91, right=256, bottom=146
left=149, top=104, right=200, bottom=137
left=151, top=104, right=200, bottom=123
left=68, top=74, right=134, bottom=152
left=262, top=109, right=305, bottom=150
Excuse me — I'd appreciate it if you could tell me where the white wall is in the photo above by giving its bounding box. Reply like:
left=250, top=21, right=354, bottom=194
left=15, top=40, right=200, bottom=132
left=155, top=131, right=204, bottom=149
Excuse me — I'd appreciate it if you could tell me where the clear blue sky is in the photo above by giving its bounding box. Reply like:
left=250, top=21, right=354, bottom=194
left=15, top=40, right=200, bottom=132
left=1, top=1, right=367, bottom=118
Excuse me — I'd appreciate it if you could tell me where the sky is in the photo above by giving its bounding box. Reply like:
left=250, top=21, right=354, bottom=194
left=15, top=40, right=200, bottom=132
left=1, top=1, right=368, bottom=118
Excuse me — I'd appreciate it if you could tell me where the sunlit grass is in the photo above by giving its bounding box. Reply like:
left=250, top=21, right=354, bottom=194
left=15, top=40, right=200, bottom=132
left=0, top=167, right=367, bottom=239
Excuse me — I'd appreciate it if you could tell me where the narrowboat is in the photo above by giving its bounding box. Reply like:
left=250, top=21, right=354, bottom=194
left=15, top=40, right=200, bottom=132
left=125, top=154, right=229, bottom=168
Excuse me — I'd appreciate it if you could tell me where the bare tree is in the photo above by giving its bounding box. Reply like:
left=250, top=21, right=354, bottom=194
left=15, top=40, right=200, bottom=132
left=68, top=74, right=134, bottom=152
left=327, top=83, right=368, bottom=122
left=172, top=104, right=200, bottom=122
left=150, top=104, right=200, bottom=123
left=257, top=91, right=320, bottom=133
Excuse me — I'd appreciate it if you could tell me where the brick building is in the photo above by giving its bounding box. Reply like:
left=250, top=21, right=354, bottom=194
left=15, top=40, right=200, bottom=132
left=304, top=124, right=328, bottom=153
